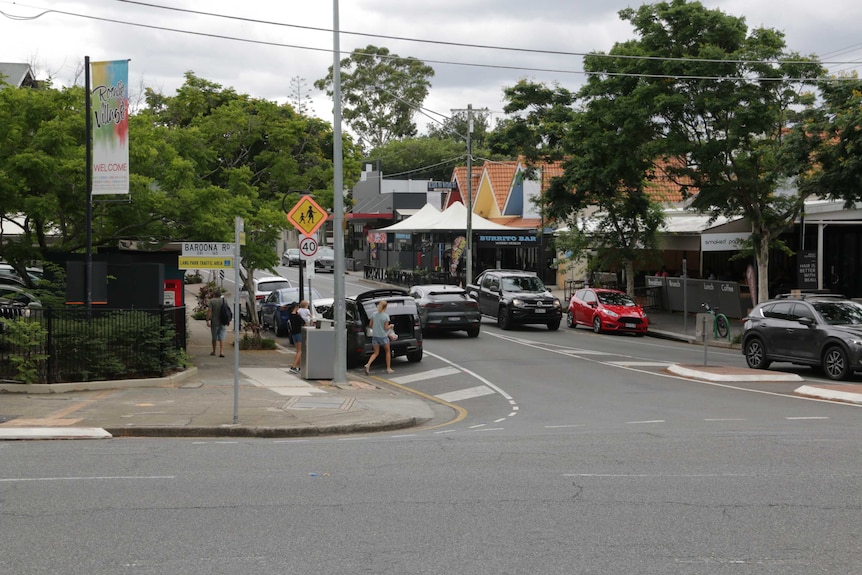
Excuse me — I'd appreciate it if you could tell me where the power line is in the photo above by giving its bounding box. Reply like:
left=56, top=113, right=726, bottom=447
left=2, top=2, right=860, bottom=83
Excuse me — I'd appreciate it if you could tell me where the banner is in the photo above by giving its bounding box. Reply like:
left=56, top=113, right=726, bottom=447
left=90, top=60, right=129, bottom=195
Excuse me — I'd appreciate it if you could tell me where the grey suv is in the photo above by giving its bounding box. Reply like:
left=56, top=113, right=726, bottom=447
left=467, top=269, right=562, bottom=330
left=323, top=288, right=423, bottom=368
left=742, top=294, right=862, bottom=380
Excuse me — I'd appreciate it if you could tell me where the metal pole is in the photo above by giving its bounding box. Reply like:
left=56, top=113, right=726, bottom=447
left=703, top=314, right=709, bottom=366
left=85, top=56, right=93, bottom=315
left=233, top=216, right=242, bottom=424
left=332, top=0, right=347, bottom=383
left=466, top=104, right=473, bottom=286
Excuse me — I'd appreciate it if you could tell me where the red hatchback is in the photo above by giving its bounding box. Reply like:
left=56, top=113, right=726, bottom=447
left=567, top=288, right=648, bottom=335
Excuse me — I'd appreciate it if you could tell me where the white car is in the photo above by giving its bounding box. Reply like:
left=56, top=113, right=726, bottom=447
left=240, top=275, right=293, bottom=320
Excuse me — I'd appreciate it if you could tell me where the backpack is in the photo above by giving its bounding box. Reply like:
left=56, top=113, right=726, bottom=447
left=219, top=296, right=233, bottom=325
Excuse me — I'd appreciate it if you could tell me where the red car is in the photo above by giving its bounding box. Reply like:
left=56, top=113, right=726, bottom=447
left=567, top=288, right=648, bottom=335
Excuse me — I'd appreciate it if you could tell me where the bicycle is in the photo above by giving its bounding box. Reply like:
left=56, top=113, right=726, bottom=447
left=701, top=302, right=730, bottom=340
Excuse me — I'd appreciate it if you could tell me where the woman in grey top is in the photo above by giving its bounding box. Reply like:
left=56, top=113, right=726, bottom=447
left=364, top=300, right=393, bottom=374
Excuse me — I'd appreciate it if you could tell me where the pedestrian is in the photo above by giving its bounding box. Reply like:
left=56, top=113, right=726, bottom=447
left=206, top=294, right=227, bottom=357
left=296, top=299, right=312, bottom=326
left=364, top=300, right=393, bottom=375
left=288, top=302, right=307, bottom=374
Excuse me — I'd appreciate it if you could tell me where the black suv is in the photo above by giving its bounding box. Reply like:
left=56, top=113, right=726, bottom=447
left=742, top=293, right=862, bottom=380
left=467, top=269, right=562, bottom=330
left=323, top=288, right=423, bottom=368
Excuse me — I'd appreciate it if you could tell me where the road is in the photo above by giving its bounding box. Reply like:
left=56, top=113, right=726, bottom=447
left=2, top=265, right=860, bottom=574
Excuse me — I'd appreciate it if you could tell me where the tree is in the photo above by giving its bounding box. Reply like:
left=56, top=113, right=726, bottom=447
left=287, top=75, right=314, bottom=116
left=315, top=45, right=434, bottom=148
left=427, top=109, right=492, bottom=149
left=613, top=0, right=824, bottom=303
left=366, top=136, right=505, bottom=182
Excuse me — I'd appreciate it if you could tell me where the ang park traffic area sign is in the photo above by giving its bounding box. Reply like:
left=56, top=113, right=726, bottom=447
left=179, top=242, right=236, bottom=269
left=286, top=195, right=327, bottom=237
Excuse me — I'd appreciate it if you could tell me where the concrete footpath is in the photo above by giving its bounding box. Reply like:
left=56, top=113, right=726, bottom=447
left=1, top=277, right=860, bottom=440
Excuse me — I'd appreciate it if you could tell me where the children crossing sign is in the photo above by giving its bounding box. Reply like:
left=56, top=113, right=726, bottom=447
left=286, top=195, right=327, bottom=237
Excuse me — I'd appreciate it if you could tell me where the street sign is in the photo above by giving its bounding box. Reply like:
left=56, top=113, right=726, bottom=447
left=286, top=195, right=327, bottom=237
left=178, top=256, right=234, bottom=269
left=181, top=242, right=235, bottom=257
left=299, top=235, right=318, bottom=260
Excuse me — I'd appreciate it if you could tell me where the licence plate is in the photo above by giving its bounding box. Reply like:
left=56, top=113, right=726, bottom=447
left=535, top=309, right=546, bottom=313
left=624, top=323, right=636, bottom=327
left=449, top=316, right=462, bottom=321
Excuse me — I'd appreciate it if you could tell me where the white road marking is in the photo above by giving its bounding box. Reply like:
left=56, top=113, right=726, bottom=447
left=390, top=367, right=461, bottom=384
left=627, top=419, right=666, bottom=424
left=545, top=424, right=586, bottom=429
left=607, top=361, right=674, bottom=367
left=564, top=473, right=751, bottom=478
left=0, top=475, right=175, bottom=482
left=785, top=416, right=830, bottom=420
left=704, top=418, right=747, bottom=421
left=435, top=385, right=496, bottom=402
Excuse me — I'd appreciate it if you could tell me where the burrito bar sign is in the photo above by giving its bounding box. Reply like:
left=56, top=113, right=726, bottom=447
left=476, top=233, right=538, bottom=247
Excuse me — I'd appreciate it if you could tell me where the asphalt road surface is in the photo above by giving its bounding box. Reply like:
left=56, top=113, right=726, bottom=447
left=2, top=269, right=860, bottom=574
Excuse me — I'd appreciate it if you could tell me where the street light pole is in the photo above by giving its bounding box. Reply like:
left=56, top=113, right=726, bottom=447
left=331, top=0, right=347, bottom=384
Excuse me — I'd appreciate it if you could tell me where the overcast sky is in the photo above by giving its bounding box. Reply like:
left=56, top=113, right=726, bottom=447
left=4, top=0, right=861, bottom=137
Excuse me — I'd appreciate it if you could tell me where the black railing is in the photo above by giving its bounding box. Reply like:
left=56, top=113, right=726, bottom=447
left=363, top=266, right=461, bottom=288
left=0, top=306, right=187, bottom=384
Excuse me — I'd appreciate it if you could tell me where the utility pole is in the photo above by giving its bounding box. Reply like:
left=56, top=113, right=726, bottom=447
left=466, top=104, right=473, bottom=286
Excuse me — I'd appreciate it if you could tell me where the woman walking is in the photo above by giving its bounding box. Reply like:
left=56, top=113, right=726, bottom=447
left=364, top=300, right=393, bottom=375
left=288, top=301, right=308, bottom=374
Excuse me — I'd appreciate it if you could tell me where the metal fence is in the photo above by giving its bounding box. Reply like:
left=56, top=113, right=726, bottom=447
left=0, top=306, right=187, bottom=384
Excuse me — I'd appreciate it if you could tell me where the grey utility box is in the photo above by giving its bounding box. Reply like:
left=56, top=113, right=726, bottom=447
left=301, top=325, right=335, bottom=379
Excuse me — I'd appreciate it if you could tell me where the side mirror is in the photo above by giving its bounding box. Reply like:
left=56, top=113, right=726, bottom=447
left=589, top=301, right=598, bottom=308
left=798, top=317, right=815, bottom=327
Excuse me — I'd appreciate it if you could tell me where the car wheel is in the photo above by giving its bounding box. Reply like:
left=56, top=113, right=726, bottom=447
left=547, top=319, right=560, bottom=331
left=592, top=316, right=602, bottom=334
left=407, top=349, right=423, bottom=363
left=744, top=337, right=771, bottom=370
left=823, top=346, right=851, bottom=380
left=498, top=308, right=512, bottom=330
left=467, top=326, right=480, bottom=338
left=566, top=310, right=575, bottom=328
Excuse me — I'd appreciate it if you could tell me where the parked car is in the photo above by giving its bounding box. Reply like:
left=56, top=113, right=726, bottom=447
left=240, top=275, right=293, bottom=320
left=314, top=247, right=335, bottom=273
left=568, top=288, right=649, bottom=336
left=322, top=288, right=423, bottom=368
left=0, top=284, right=42, bottom=308
left=281, top=248, right=301, bottom=267
left=260, top=287, right=324, bottom=336
left=742, top=293, right=862, bottom=380
left=408, top=284, right=481, bottom=337
left=466, top=269, right=562, bottom=330
left=0, top=263, right=42, bottom=284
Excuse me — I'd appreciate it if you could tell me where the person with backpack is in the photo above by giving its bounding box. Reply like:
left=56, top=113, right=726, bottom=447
left=206, top=294, right=231, bottom=357
left=288, top=301, right=309, bottom=374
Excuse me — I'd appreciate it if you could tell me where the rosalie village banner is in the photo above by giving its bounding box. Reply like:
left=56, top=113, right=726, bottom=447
left=90, top=60, right=129, bottom=195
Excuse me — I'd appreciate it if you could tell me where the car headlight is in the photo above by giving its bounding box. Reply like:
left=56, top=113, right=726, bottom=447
left=553, top=299, right=561, bottom=309
left=512, top=298, right=525, bottom=307
left=603, top=309, right=619, bottom=318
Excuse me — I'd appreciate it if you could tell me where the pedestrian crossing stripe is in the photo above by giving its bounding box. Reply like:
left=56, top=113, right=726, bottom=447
left=435, top=386, right=496, bottom=402
left=389, top=367, right=460, bottom=384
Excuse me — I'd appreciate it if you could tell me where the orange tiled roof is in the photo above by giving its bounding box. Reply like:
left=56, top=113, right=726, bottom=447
left=450, top=165, right=481, bottom=206
left=484, top=162, right=518, bottom=211
left=490, top=216, right=542, bottom=229
left=645, top=158, right=695, bottom=203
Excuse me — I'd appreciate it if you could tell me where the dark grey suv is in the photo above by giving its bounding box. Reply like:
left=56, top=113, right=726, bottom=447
left=742, top=294, right=862, bottom=380
left=323, top=288, right=423, bottom=368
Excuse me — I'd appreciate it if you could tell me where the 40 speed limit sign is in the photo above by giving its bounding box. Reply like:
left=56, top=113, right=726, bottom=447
left=299, top=235, right=318, bottom=260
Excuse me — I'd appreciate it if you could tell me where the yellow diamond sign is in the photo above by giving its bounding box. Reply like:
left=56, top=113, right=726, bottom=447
left=286, top=195, right=327, bottom=236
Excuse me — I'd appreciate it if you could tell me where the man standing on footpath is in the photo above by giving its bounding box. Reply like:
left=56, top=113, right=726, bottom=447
left=206, top=294, right=228, bottom=357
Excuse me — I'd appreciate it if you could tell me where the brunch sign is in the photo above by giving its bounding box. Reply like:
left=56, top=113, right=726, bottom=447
left=90, top=60, right=129, bottom=195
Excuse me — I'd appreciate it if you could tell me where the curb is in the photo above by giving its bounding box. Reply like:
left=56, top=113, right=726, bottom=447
left=667, top=364, right=803, bottom=382
left=0, top=367, right=200, bottom=394
left=794, top=385, right=862, bottom=405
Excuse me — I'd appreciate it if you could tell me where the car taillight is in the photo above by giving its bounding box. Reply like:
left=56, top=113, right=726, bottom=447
left=278, top=305, right=289, bottom=311
left=465, top=301, right=478, bottom=309
left=423, top=303, right=443, bottom=309
left=256, top=295, right=265, bottom=300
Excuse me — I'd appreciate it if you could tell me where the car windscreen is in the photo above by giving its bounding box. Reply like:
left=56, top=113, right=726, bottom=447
left=259, top=280, right=291, bottom=292
left=362, top=299, right=417, bottom=316
left=813, top=301, right=862, bottom=325
left=597, top=292, right=636, bottom=307
left=501, top=276, right=545, bottom=292
left=277, top=287, right=323, bottom=302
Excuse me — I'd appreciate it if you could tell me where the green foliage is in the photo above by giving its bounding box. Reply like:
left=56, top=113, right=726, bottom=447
left=52, top=311, right=184, bottom=382
left=0, top=316, right=48, bottom=384
left=316, top=45, right=434, bottom=148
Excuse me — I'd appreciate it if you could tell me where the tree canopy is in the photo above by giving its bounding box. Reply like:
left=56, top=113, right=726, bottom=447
left=315, top=45, right=434, bottom=149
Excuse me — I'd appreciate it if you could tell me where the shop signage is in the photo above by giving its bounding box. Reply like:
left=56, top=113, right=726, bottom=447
left=476, top=233, right=538, bottom=247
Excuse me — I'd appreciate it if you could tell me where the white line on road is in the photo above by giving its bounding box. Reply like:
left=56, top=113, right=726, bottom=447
left=435, top=386, right=496, bottom=402
left=545, top=424, right=586, bottom=429
left=785, top=416, right=830, bottom=420
left=0, top=475, right=175, bottom=482
left=390, top=366, right=461, bottom=384
left=626, top=420, right=666, bottom=424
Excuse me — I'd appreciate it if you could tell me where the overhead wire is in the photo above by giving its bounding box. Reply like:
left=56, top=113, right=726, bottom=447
left=1, top=1, right=860, bottom=83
